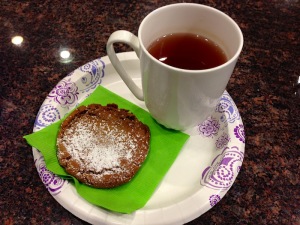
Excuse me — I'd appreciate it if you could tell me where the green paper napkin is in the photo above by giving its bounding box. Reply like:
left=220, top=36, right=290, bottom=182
left=24, top=86, right=189, bottom=214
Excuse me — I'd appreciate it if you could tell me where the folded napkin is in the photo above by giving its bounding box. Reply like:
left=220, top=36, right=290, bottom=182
left=24, top=86, right=189, bottom=213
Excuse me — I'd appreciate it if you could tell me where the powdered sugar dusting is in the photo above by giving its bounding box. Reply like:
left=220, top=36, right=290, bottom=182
left=60, top=117, right=137, bottom=173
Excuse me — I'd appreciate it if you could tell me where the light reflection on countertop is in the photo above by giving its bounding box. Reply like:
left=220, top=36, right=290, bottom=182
left=58, top=47, right=74, bottom=63
left=11, top=35, right=24, bottom=46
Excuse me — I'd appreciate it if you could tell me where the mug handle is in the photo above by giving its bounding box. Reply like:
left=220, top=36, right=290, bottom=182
left=106, top=30, right=144, bottom=101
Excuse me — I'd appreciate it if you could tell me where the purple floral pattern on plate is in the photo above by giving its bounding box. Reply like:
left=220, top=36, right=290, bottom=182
left=216, top=92, right=240, bottom=124
left=79, top=58, right=105, bottom=92
left=198, top=116, right=220, bottom=137
left=35, top=156, right=65, bottom=195
left=201, top=146, right=244, bottom=191
left=209, top=194, right=221, bottom=207
left=66, top=70, right=75, bottom=77
left=34, top=104, right=61, bottom=130
left=234, top=124, right=245, bottom=143
left=47, top=79, right=79, bottom=108
left=215, top=133, right=231, bottom=149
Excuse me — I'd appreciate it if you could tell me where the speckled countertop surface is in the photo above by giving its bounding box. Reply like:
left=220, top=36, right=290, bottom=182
left=1, top=0, right=299, bottom=224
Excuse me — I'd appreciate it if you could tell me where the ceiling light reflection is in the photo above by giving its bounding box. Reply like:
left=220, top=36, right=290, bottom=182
left=11, top=36, right=24, bottom=46
left=58, top=48, right=74, bottom=63
left=296, top=76, right=300, bottom=97
left=159, top=57, right=167, bottom=62
left=60, top=50, right=71, bottom=59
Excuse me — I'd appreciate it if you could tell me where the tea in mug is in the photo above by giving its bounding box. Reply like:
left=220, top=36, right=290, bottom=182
left=147, top=33, right=227, bottom=70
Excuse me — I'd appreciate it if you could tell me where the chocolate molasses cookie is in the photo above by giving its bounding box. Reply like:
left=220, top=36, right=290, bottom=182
left=57, top=104, right=150, bottom=188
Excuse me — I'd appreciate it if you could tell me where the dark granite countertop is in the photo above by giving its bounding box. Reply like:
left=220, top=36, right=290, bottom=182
left=1, top=0, right=299, bottom=224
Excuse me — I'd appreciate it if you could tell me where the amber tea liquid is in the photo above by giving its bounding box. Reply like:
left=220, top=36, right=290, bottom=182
left=147, top=33, right=227, bottom=70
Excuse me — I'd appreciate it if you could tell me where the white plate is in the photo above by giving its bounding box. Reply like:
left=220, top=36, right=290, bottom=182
left=32, top=52, right=245, bottom=225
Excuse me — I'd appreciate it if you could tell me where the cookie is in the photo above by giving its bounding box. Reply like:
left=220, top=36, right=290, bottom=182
left=57, top=104, right=150, bottom=188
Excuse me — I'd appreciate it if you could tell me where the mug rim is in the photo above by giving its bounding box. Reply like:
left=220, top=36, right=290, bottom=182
left=138, top=3, right=244, bottom=74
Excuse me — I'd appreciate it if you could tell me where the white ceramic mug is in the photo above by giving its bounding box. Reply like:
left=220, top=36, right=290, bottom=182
left=106, top=3, right=243, bottom=130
